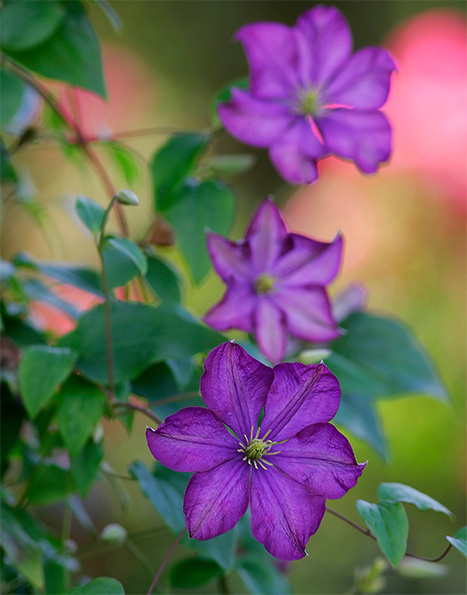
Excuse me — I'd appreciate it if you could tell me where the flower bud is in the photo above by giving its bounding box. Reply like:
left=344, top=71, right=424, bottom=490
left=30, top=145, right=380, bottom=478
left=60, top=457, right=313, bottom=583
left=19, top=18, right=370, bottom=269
left=100, top=523, right=127, bottom=545
left=114, top=189, right=140, bottom=206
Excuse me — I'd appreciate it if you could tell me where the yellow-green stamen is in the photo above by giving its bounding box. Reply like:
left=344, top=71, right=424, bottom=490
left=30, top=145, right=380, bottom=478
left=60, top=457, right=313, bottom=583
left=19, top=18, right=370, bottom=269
left=237, top=427, right=285, bottom=470
left=299, top=89, right=319, bottom=115
left=254, top=274, right=275, bottom=294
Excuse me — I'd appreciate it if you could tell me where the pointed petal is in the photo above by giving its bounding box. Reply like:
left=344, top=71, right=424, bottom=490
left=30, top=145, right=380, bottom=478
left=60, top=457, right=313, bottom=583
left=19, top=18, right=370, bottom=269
left=269, top=117, right=326, bottom=184
left=317, top=108, right=392, bottom=173
left=250, top=466, right=325, bottom=560
left=204, top=284, right=256, bottom=334
left=207, top=232, right=251, bottom=282
left=253, top=298, right=287, bottom=364
left=235, top=22, right=300, bottom=98
left=184, top=458, right=250, bottom=540
left=245, top=199, right=288, bottom=271
left=274, top=233, right=343, bottom=285
left=218, top=88, right=292, bottom=148
left=323, top=47, right=397, bottom=110
left=274, top=423, right=367, bottom=499
left=274, top=286, right=340, bottom=343
left=262, top=362, right=341, bottom=441
left=295, top=5, right=352, bottom=88
left=146, top=407, right=237, bottom=472
left=200, top=342, right=273, bottom=438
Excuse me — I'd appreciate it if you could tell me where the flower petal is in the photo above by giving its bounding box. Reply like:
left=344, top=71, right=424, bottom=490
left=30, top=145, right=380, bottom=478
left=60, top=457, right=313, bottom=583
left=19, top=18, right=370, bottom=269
left=317, top=108, right=392, bottom=173
left=250, top=466, right=325, bottom=560
left=200, top=341, right=273, bottom=438
left=245, top=199, right=289, bottom=271
left=262, top=362, right=340, bottom=441
left=295, top=5, right=352, bottom=88
left=235, top=22, right=300, bottom=98
left=274, top=233, right=343, bottom=286
left=253, top=298, right=287, bottom=364
left=204, top=283, right=256, bottom=334
left=274, top=423, right=367, bottom=499
left=146, top=407, right=237, bottom=472
left=218, top=88, right=292, bottom=148
left=206, top=232, right=251, bottom=282
left=184, top=458, right=250, bottom=540
left=274, top=286, right=340, bottom=343
left=323, top=47, right=397, bottom=110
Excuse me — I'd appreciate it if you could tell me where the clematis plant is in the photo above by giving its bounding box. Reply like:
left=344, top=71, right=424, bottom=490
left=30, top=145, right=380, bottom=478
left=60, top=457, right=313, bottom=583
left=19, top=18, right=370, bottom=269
left=204, top=198, right=342, bottom=363
left=219, top=4, right=397, bottom=184
left=146, top=341, right=366, bottom=560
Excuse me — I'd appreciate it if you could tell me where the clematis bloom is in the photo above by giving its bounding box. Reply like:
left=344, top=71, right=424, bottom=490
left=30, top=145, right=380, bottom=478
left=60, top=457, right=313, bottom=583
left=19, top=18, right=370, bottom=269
left=219, top=4, right=396, bottom=184
left=146, top=342, right=366, bottom=560
left=204, top=198, right=342, bottom=363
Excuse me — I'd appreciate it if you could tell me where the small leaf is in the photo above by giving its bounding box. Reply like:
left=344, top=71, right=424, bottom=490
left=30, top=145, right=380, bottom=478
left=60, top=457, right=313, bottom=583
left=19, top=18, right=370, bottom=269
left=106, top=237, right=147, bottom=275
left=145, top=253, right=181, bottom=303
left=151, top=133, right=211, bottom=212
left=165, top=178, right=235, bottom=283
left=70, top=439, right=104, bottom=498
left=76, top=195, right=105, bottom=236
left=66, top=577, right=125, bottom=594
left=56, top=376, right=106, bottom=454
left=235, top=556, right=292, bottom=595
left=356, top=500, right=409, bottom=567
left=19, top=346, right=77, bottom=418
left=102, top=237, right=147, bottom=289
left=446, top=527, right=467, bottom=557
left=28, top=464, right=74, bottom=505
left=377, top=483, right=453, bottom=518
left=169, top=558, right=223, bottom=588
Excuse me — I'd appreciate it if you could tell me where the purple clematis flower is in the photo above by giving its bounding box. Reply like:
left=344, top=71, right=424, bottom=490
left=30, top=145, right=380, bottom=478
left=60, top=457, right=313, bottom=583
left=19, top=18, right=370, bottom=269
left=218, top=4, right=397, bottom=184
left=204, top=198, right=342, bottom=363
left=146, top=342, right=366, bottom=560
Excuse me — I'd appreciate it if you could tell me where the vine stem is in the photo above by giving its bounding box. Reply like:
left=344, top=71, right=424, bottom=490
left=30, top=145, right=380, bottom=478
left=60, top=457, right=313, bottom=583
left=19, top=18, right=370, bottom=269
left=113, top=401, right=163, bottom=426
left=147, top=528, right=186, bottom=595
left=326, top=507, right=453, bottom=563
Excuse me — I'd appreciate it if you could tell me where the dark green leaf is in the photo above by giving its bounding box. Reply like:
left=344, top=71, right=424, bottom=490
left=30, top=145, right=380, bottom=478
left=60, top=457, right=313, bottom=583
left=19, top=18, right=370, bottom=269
left=356, top=500, right=409, bottom=567
left=165, top=178, right=235, bottom=283
left=145, top=253, right=181, bottom=303
left=28, top=464, right=74, bottom=505
left=236, top=556, right=292, bottom=595
left=185, top=528, right=238, bottom=571
left=328, top=312, right=447, bottom=401
left=102, top=237, right=147, bottom=289
left=67, top=577, right=125, bottom=594
left=106, top=237, right=147, bottom=276
left=5, top=5, right=106, bottom=97
left=207, top=154, right=256, bottom=177
left=58, top=301, right=224, bottom=384
left=169, top=558, right=223, bottom=588
left=19, top=346, right=77, bottom=418
left=210, top=77, right=249, bottom=128
left=76, top=195, right=105, bottom=236
left=56, top=376, right=106, bottom=454
left=446, top=527, right=467, bottom=557
left=377, top=483, right=453, bottom=518
left=0, top=0, right=65, bottom=51
left=130, top=461, right=189, bottom=533
left=1, top=385, right=24, bottom=476
left=151, top=133, right=211, bottom=212
left=70, top=439, right=104, bottom=498
left=0, top=69, right=25, bottom=130
left=44, top=560, right=67, bottom=595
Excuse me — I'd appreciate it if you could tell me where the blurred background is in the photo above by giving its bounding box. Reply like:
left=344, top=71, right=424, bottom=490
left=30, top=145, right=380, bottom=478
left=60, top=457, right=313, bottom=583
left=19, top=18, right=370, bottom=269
left=2, top=1, right=466, bottom=593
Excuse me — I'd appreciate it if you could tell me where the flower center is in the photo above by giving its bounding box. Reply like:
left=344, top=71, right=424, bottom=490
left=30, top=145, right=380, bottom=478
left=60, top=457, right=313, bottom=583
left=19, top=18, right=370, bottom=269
left=254, top=274, right=275, bottom=294
left=299, top=89, right=320, bottom=115
left=237, top=427, right=285, bottom=470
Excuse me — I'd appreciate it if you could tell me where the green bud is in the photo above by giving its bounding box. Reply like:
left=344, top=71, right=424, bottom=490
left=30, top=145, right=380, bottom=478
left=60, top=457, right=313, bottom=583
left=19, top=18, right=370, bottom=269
left=114, top=189, right=140, bottom=206
left=100, top=523, right=127, bottom=545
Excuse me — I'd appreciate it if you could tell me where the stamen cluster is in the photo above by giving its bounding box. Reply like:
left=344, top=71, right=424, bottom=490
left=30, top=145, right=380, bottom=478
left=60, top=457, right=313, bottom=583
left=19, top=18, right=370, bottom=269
left=238, top=427, right=283, bottom=470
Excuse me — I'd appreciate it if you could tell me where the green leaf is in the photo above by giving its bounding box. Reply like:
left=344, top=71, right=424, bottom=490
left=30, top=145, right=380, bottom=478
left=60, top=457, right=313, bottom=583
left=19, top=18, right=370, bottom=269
left=151, top=133, right=211, bottom=212
left=5, top=5, right=106, bottom=98
left=207, top=154, right=256, bottom=177
left=165, top=178, right=235, bottom=283
left=235, top=556, right=292, bottom=595
left=145, top=253, right=181, bottom=303
left=44, top=560, right=67, bottom=595
left=28, top=464, right=74, bottom=505
left=76, top=195, right=105, bottom=236
left=0, top=69, right=26, bottom=130
left=169, top=558, right=223, bottom=588
left=446, top=527, right=467, bottom=557
left=0, top=0, right=66, bottom=51
left=185, top=529, right=238, bottom=571
left=70, top=439, right=104, bottom=498
left=356, top=500, right=409, bottom=567
left=102, top=142, right=142, bottom=186
left=377, top=483, right=453, bottom=518
left=328, top=312, right=447, bottom=401
left=210, top=77, right=248, bottom=128
left=58, top=301, right=224, bottom=384
left=56, top=377, right=106, bottom=454
left=102, top=237, right=147, bottom=289
left=19, top=346, right=77, bottom=418
left=67, top=577, right=125, bottom=594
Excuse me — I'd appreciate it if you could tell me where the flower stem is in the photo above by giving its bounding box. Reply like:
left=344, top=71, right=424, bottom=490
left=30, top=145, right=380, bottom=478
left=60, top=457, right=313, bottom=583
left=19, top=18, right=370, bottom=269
left=113, top=401, right=163, bottom=426
left=147, top=528, right=186, bottom=594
